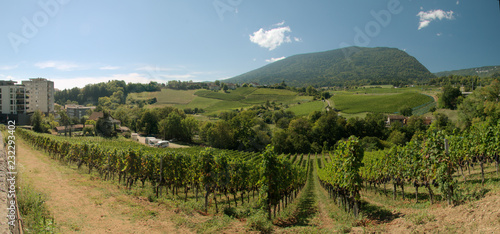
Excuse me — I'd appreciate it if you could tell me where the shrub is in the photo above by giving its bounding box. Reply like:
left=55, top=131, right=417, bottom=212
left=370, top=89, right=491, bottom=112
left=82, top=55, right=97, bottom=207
left=246, top=210, right=273, bottom=233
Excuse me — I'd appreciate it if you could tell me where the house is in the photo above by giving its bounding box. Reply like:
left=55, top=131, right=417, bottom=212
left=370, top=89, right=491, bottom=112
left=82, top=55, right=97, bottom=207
left=54, top=124, right=94, bottom=135
left=423, top=117, right=433, bottom=126
left=65, top=104, right=96, bottom=119
left=386, top=115, right=407, bottom=126
left=88, top=112, right=121, bottom=126
left=226, top=83, right=237, bottom=90
left=208, top=83, right=220, bottom=91
left=116, top=126, right=130, bottom=133
left=386, top=115, right=433, bottom=127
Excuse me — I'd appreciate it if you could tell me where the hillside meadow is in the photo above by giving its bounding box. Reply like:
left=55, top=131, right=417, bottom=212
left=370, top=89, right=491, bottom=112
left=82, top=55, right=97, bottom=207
left=129, top=86, right=437, bottom=117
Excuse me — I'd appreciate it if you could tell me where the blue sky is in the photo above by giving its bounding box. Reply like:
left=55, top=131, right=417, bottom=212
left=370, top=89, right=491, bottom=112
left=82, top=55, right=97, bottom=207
left=1, top=0, right=499, bottom=89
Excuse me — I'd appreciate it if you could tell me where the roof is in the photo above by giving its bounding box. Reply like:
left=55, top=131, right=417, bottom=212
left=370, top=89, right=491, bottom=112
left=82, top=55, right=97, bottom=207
left=55, top=125, right=94, bottom=132
left=387, top=115, right=407, bottom=120
left=117, top=126, right=130, bottom=132
left=88, top=112, right=104, bottom=121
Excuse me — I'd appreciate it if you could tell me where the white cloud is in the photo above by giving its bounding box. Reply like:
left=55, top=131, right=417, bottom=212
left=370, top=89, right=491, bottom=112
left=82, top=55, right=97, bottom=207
left=417, top=9, right=455, bottom=30
left=294, top=37, right=302, bottom=42
left=99, top=65, right=120, bottom=70
left=0, top=74, right=16, bottom=80
left=0, top=65, right=18, bottom=70
left=456, top=0, right=459, bottom=5
left=265, top=56, right=286, bottom=63
left=274, top=20, right=285, bottom=26
left=35, top=61, right=82, bottom=71
left=159, top=74, right=195, bottom=79
left=437, top=32, right=442, bottom=36
left=249, top=22, right=295, bottom=50
left=135, top=65, right=175, bottom=72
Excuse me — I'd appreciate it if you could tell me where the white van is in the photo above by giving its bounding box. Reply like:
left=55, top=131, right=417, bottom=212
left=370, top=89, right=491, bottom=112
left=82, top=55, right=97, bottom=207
left=155, top=141, right=170, bottom=148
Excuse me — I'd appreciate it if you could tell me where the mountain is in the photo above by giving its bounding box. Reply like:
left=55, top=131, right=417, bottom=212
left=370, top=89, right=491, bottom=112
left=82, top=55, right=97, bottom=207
left=434, top=65, right=500, bottom=77
left=224, top=47, right=435, bottom=87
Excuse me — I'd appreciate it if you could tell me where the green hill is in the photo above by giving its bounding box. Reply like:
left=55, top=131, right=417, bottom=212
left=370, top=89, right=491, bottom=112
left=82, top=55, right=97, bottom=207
left=434, top=65, right=500, bottom=77
left=224, top=47, right=435, bottom=87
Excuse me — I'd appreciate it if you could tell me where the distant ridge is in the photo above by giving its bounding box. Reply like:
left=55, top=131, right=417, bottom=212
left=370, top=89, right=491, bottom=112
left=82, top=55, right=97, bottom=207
left=224, top=47, right=435, bottom=87
left=434, top=65, right=500, bottom=77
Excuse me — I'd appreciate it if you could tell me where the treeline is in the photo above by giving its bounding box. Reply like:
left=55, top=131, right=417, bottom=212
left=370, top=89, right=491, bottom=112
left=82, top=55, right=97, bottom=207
left=430, top=74, right=500, bottom=92
left=166, top=80, right=208, bottom=90
left=55, top=80, right=163, bottom=105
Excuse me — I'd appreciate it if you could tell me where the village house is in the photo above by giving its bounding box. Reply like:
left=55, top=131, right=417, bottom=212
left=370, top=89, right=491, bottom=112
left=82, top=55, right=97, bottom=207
left=386, top=115, right=433, bottom=127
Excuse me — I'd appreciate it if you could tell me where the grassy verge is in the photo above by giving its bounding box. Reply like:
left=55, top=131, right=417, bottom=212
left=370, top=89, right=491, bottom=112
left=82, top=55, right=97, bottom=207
left=17, top=179, right=57, bottom=233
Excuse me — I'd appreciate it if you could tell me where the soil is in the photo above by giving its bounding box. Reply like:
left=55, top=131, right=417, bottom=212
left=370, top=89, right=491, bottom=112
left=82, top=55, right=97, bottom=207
left=17, top=139, right=194, bottom=233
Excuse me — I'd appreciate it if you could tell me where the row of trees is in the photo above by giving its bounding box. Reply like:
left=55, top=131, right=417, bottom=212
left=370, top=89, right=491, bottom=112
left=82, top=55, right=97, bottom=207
left=360, top=119, right=500, bottom=205
left=17, top=129, right=307, bottom=216
left=55, top=80, right=162, bottom=105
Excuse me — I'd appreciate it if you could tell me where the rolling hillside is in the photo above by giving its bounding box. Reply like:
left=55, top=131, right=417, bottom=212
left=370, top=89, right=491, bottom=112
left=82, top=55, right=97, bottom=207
left=224, top=47, right=435, bottom=87
left=434, top=65, right=500, bottom=77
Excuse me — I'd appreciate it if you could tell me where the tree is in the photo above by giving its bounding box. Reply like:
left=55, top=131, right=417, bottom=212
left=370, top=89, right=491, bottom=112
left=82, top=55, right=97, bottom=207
left=139, top=109, right=158, bottom=135
left=387, top=130, right=407, bottom=146
left=399, top=106, right=413, bottom=116
left=31, top=110, right=46, bottom=133
left=222, top=84, right=229, bottom=92
left=439, top=85, right=462, bottom=109
left=95, top=111, right=116, bottom=137
left=206, top=121, right=235, bottom=149
left=58, top=110, right=71, bottom=137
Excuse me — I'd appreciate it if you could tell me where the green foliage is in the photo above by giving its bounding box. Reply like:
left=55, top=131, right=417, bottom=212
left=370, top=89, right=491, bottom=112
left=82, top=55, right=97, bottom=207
left=399, top=106, right=413, bottom=117
left=226, top=47, right=435, bottom=87
left=31, top=110, right=48, bottom=133
left=18, top=182, right=57, bottom=233
left=55, top=80, right=161, bottom=105
left=95, top=111, right=117, bottom=138
left=435, top=65, right=500, bottom=78
left=439, top=85, right=462, bottom=110
left=318, top=136, right=364, bottom=217
left=246, top=210, right=274, bottom=233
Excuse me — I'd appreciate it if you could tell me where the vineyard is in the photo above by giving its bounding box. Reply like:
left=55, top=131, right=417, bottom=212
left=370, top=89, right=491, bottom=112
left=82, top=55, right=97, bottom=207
left=13, top=120, right=500, bottom=232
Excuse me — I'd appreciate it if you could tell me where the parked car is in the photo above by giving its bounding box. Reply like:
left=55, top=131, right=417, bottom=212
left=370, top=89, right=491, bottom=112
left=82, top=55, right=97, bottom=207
left=154, top=141, right=170, bottom=148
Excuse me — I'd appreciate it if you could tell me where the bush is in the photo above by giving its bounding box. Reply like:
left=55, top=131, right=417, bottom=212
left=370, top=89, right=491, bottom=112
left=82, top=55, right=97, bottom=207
left=18, top=183, right=57, bottom=233
left=122, top=131, right=131, bottom=138
left=246, top=210, right=273, bottom=233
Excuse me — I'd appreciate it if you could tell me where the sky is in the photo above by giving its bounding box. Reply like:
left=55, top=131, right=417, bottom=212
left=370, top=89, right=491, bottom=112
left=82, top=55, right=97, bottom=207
left=0, top=0, right=499, bottom=90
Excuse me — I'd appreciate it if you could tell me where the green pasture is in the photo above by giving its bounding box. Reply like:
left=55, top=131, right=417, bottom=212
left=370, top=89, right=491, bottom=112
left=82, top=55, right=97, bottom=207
left=128, top=89, right=197, bottom=105
left=331, top=92, right=434, bottom=114
left=286, top=101, right=326, bottom=116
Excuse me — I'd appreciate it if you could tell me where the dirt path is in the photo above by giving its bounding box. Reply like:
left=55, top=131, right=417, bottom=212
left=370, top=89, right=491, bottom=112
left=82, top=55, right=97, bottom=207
left=17, top=139, right=193, bottom=233
left=311, top=159, right=337, bottom=232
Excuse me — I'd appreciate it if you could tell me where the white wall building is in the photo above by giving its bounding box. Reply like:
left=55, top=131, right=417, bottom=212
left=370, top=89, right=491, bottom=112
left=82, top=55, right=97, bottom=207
left=0, top=81, right=26, bottom=115
left=22, top=78, right=55, bottom=113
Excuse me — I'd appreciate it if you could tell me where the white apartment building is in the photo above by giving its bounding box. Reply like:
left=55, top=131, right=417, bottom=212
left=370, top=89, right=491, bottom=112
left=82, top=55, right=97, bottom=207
left=22, top=78, right=55, bottom=113
left=0, top=81, right=26, bottom=114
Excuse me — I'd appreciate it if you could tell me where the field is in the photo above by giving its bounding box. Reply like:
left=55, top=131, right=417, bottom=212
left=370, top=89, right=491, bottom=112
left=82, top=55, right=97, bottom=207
left=331, top=92, right=434, bottom=115
left=131, top=87, right=318, bottom=116
left=128, top=88, right=197, bottom=105
left=287, top=100, right=327, bottom=116
left=129, top=85, right=438, bottom=118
